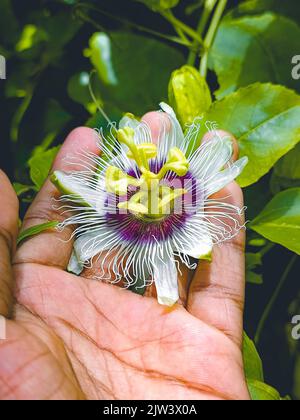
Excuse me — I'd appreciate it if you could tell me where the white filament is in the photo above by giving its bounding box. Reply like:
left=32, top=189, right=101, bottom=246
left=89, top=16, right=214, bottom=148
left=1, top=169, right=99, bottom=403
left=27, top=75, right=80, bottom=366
left=55, top=106, right=248, bottom=303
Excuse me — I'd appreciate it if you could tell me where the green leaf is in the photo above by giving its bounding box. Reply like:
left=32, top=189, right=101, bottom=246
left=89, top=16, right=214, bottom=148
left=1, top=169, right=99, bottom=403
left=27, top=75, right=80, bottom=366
left=168, top=65, right=212, bottom=127
left=248, top=238, right=267, bottom=248
left=39, top=12, right=82, bottom=61
left=243, top=333, right=287, bottom=400
left=244, top=180, right=271, bottom=220
left=134, top=0, right=180, bottom=11
left=16, top=25, right=47, bottom=53
left=85, top=32, right=185, bottom=115
left=68, top=72, right=124, bottom=125
left=246, top=253, right=263, bottom=285
left=243, top=332, right=264, bottom=381
left=271, top=143, right=300, bottom=193
left=13, top=183, right=34, bottom=196
left=247, top=271, right=263, bottom=285
left=210, top=13, right=300, bottom=99
left=197, top=83, right=300, bottom=187
left=251, top=188, right=300, bottom=255
left=185, top=0, right=205, bottom=16
left=17, top=221, right=59, bottom=246
left=246, top=253, right=262, bottom=270
left=274, top=143, right=300, bottom=182
left=4, top=62, right=35, bottom=99
left=247, top=379, right=282, bottom=400
left=0, top=0, right=19, bottom=48
left=29, top=146, right=60, bottom=190
left=227, top=0, right=300, bottom=24
left=32, top=100, right=72, bottom=154
left=68, top=72, right=95, bottom=113
left=51, top=170, right=92, bottom=207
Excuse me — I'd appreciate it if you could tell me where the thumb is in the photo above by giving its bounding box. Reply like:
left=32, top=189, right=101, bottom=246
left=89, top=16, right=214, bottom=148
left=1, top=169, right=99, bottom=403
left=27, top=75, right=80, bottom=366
left=0, top=170, right=19, bottom=317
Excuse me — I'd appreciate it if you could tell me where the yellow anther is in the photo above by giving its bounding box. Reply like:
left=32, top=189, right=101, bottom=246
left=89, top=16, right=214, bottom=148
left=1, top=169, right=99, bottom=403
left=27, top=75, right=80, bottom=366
left=158, top=147, right=189, bottom=178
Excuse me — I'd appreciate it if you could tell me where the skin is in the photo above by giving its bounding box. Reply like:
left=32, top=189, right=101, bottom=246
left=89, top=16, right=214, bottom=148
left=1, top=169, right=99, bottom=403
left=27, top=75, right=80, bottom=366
left=0, top=113, right=250, bottom=400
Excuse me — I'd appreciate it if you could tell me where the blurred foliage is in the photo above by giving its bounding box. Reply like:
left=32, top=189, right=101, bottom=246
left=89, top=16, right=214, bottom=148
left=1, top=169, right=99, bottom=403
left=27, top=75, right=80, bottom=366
left=1, top=0, right=300, bottom=400
left=197, top=83, right=300, bottom=187
left=210, top=13, right=300, bottom=98
left=251, top=189, right=300, bottom=255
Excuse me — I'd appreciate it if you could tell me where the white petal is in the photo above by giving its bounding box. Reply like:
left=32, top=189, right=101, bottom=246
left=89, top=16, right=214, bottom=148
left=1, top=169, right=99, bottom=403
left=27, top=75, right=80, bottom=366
left=153, top=256, right=179, bottom=306
left=171, top=218, right=213, bottom=261
left=205, top=156, right=248, bottom=197
left=185, top=235, right=213, bottom=260
left=53, top=171, right=106, bottom=214
left=158, top=102, right=185, bottom=158
left=68, top=250, right=84, bottom=275
left=74, top=227, right=117, bottom=262
left=119, top=115, right=140, bottom=130
left=190, top=200, right=245, bottom=244
left=189, top=135, right=233, bottom=181
left=159, top=102, right=177, bottom=120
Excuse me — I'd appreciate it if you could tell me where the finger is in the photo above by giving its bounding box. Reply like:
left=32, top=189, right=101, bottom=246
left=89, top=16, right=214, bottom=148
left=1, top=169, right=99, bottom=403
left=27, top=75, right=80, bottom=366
left=202, top=130, right=239, bottom=162
left=187, top=138, right=246, bottom=348
left=0, top=171, right=19, bottom=317
left=173, top=130, right=239, bottom=307
left=15, top=128, right=100, bottom=269
left=188, top=130, right=246, bottom=345
left=142, top=111, right=170, bottom=143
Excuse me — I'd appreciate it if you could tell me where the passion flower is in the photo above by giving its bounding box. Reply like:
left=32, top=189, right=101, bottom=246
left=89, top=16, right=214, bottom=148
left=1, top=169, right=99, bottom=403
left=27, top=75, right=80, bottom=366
left=51, top=103, right=248, bottom=306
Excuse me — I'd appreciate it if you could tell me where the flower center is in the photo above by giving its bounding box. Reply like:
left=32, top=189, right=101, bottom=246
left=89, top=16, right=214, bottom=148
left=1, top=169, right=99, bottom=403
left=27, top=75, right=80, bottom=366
left=105, top=127, right=189, bottom=220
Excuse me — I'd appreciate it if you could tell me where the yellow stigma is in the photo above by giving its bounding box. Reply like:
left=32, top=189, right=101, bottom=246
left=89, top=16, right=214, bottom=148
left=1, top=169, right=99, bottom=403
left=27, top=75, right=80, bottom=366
left=105, top=127, right=189, bottom=220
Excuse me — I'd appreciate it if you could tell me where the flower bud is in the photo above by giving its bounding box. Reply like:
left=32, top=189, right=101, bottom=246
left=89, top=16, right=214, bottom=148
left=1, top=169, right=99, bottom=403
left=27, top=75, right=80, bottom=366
left=168, top=65, right=212, bottom=127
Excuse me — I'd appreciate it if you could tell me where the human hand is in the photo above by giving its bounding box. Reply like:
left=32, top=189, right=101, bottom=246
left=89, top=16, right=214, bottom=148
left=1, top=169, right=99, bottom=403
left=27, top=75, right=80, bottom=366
left=0, top=114, right=250, bottom=400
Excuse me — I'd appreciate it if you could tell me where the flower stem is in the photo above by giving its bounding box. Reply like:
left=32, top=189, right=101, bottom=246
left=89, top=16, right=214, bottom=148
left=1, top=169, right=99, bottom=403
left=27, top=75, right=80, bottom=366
left=88, top=70, right=113, bottom=126
left=75, top=5, right=191, bottom=47
left=161, top=10, right=204, bottom=46
left=255, top=254, right=298, bottom=346
left=200, top=0, right=228, bottom=78
left=171, top=21, right=190, bottom=45
left=187, top=0, right=218, bottom=66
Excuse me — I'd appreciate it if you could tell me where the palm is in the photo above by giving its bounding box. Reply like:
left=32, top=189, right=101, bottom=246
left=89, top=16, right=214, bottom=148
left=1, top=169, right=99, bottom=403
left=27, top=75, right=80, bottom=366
left=0, top=125, right=249, bottom=400
left=2, top=263, right=245, bottom=400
